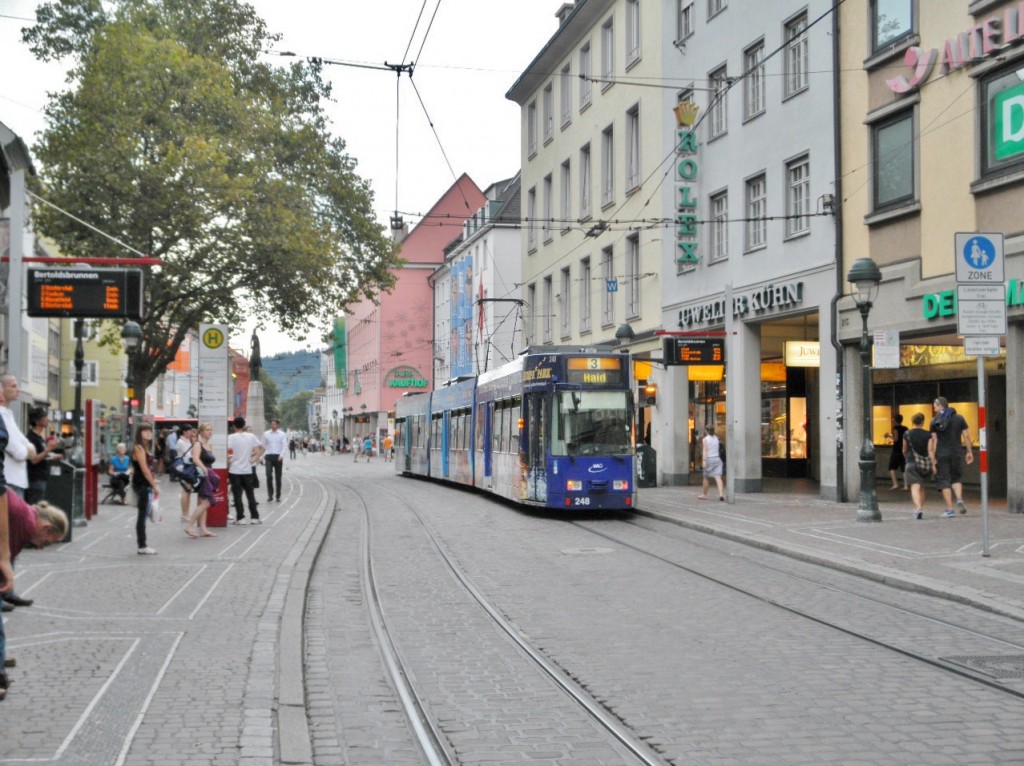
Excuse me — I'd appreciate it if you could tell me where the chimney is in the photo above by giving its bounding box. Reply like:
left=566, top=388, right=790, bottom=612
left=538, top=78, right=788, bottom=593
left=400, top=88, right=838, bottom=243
left=555, top=2, right=575, bottom=27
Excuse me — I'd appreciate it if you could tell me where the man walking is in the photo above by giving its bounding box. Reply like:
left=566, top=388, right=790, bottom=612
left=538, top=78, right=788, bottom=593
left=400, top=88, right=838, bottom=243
left=929, top=396, right=974, bottom=518
left=228, top=417, right=264, bottom=524
left=262, top=419, right=287, bottom=502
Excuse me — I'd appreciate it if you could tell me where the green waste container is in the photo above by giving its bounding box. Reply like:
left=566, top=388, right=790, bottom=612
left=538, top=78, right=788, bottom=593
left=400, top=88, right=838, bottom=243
left=44, top=460, right=84, bottom=542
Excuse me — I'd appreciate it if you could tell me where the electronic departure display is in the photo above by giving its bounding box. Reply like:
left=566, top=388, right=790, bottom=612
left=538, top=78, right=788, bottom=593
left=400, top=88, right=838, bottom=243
left=27, top=268, right=144, bottom=319
left=663, top=336, right=725, bottom=365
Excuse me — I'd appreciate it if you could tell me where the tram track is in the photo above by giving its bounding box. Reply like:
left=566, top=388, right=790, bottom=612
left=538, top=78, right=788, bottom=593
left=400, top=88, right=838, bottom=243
left=337, top=479, right=671, bottom=766
left=572, top=516, right=1024, bottom=702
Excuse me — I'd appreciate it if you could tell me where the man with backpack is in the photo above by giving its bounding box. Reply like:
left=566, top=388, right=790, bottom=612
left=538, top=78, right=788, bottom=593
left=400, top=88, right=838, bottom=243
left=929, top=397, right=974, bottom=518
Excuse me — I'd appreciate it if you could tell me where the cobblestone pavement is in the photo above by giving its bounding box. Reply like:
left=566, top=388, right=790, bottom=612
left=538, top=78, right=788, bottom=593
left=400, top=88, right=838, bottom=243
left=1, top=465, right=330, bottom=766
left=3, top=454, right=1023, bottom=765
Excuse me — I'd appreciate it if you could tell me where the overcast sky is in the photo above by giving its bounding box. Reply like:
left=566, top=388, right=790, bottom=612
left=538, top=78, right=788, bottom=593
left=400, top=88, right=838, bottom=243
left=0, top=0, right=558, bottom=355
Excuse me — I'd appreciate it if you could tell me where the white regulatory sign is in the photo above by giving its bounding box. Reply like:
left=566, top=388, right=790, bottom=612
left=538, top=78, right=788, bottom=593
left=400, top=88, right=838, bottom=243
left=956, top=284, right=1008, bottom=336
left=964, top=337, right=1001, bottom=357
left=954, top=232, right=1004, bottom=283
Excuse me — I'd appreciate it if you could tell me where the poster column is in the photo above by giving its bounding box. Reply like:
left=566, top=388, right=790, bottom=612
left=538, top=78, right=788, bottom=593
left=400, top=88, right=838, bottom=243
left=198, top=323, right=231, bottom=526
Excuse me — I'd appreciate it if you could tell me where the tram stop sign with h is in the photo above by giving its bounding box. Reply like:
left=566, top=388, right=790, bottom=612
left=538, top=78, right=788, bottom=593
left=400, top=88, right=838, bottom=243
left=954, top=232, right=1004, bottom=284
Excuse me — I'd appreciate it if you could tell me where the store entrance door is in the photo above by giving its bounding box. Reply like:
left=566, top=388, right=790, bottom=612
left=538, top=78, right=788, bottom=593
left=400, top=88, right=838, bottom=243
left=761, top=367, right=809, bottom=478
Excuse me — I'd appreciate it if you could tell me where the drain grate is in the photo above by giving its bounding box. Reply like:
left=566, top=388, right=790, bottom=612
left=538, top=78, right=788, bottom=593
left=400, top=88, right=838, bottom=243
left=941, top=655, right=1024, bottom=679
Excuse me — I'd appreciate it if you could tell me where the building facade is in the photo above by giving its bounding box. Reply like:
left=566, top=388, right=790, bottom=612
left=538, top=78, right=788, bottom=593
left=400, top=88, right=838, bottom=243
left=507, top=0, right=671, bottom=463
left=838, top=0, right=1024, bottom=510
left=343, top=174, right=486, bottom=441
left=656, top=0, right=840, bottom=497
left=431, top=176, right=524, bottom=385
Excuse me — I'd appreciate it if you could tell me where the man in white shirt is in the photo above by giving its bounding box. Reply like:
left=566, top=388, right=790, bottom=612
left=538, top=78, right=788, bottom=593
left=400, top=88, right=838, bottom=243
left=261, top=419, right=288, bottom=502
left=0, top=375, right=33, bottom=498
left=228, top=417, right=264, bottom=524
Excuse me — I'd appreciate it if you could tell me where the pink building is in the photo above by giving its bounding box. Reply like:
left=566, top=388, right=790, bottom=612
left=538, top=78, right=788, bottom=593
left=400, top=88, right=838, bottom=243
left=344, top=174, right=485, bottom=440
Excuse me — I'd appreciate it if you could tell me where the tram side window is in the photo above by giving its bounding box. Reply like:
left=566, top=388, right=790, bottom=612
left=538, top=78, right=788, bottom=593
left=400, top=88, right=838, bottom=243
left=432, top=414, right=442, bottom=451
left=510, top=399, right=521, bottom=454
left=476, top=406, right=487, bottom=451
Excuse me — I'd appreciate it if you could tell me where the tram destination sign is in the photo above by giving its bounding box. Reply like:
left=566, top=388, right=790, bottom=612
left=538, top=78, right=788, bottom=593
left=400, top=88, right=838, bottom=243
left=565, top=356, right=626, bottom=386
left=663, top=336, right=724, bottom=365
left=27, top=268, right=144, bottom=319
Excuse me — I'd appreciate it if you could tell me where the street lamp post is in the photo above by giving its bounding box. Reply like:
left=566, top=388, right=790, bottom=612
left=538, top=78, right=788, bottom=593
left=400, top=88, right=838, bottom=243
left=120, top=321, right=143, bottom=434
left=847, top=257, right=882, bottom=522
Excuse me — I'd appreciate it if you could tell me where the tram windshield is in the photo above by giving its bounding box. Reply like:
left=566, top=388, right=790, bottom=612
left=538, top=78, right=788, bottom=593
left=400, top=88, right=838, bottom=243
left=552, top=390, right=632, bottom=456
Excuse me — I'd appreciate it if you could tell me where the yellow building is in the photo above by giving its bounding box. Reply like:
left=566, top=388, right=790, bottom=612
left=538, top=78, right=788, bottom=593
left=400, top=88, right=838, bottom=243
left=838, top=0, right=1024, bottom=508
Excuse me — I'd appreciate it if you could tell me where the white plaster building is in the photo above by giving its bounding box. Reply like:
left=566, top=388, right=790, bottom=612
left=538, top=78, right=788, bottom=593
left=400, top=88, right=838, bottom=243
left=506, top=0, right=672, bottom=457
left=431, top=176, right=524, bottom=385
left=656, top=0, right=840, bottom=497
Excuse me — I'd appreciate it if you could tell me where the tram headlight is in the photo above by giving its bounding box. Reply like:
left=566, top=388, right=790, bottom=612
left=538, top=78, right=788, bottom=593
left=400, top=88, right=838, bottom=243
left=566, top=480, right=583, bottom=491
left=613, top=480, right=629, bottom=491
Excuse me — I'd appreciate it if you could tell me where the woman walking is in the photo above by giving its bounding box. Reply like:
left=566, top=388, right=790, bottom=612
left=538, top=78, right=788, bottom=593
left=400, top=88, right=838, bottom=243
left=131, top=425, right=160, bottom=555
left=185, top=423, right=220, bottom=538
left=698, top=424, right=725, bottom=501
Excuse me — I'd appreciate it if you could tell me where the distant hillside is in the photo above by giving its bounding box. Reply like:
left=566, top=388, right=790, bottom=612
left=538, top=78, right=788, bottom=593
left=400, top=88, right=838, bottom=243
left=263, top=350, right=322, bottom=400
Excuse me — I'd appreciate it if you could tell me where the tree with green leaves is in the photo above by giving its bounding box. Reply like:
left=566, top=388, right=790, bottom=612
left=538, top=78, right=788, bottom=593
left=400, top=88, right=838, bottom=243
left=24, top=0, right=399, bottom=399
left=277, top=390, right=313, bottom=432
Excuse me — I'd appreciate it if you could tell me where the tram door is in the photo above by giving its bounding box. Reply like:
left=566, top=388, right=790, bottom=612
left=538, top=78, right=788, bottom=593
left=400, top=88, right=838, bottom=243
left=524, top=393, right=547, bottom=502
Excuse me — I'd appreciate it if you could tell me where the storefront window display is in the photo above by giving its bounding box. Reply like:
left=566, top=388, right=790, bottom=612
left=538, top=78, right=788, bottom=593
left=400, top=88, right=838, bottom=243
left=872, top=383, right=980, bottom=447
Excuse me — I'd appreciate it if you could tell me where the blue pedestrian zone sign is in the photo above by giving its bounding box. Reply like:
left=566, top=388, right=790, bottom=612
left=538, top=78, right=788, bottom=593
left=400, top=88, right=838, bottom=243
left=954, top=232, right=1004, bottom=284
left=606, top=278, right=618, bottom=293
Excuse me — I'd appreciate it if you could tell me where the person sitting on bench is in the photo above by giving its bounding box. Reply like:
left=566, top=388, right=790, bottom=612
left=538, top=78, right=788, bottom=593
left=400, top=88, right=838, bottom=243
left=107, top=443, right=131, bottom=503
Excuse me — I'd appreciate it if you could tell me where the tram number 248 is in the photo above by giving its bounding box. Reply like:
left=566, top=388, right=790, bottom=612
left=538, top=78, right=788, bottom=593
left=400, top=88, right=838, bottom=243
left=572, top=497, right=591, bottom=506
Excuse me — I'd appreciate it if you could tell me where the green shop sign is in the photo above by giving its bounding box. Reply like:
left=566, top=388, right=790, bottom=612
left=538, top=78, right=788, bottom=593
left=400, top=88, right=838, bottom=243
left=922, top=279, right=1024, bottom=319
left=386, top=365, right=428, bottom=389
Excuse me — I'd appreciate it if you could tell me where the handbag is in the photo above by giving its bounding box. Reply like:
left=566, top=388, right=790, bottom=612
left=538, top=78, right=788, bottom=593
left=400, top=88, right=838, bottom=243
left=168, top=456, right=184, bottom=479
left=911, top=447, right=932, bottom=474
left=178, top=463, right=201, bottom=492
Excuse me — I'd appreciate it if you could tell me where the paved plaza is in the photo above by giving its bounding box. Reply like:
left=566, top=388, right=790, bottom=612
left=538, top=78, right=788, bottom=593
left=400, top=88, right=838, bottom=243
left=1, top=459, right=1022, bottom=763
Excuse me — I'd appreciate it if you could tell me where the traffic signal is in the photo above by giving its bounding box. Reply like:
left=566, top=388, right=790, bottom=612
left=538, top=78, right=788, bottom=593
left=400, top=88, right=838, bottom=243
left=643, top=384, right=657, bottom=406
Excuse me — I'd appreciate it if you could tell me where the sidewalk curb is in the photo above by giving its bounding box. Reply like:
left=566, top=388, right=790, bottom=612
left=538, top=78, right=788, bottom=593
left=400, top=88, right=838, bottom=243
left=634, top=506, right=1024, bottom=623
left=277, top=491, right=336, bottom=765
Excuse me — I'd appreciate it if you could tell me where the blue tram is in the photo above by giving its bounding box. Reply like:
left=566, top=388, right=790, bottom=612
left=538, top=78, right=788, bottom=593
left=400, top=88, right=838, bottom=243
left=394, top=349, right=637, bottom=510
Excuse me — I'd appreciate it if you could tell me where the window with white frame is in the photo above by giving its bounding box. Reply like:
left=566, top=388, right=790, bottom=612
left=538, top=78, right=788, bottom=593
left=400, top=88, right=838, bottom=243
left=560, top=267, right=571, bottom=337
left=625, top=0, right=640, bottom=66
left=784, top=13, right=808, bottom=98
left=527, top=186, right=537, bottom=250
left=526, top=283, right=536, bottom=344
left=543, top=275, right=553, bottom=342
left=580, top=256, right=592, bottom=332
left=626, top=104, right=640, bottom=192
left=745, top=174, right=767, bottom=251
left=678, top=0, right=694, bottom=41
left=601, top=125, right=614, bottom=207
left=560, top=63, right=572, bottom=126
left=710, top=190, right=728, bottom=261
left=543, top=174, right=553, bottom=243
left=580, top=143, right=592, bottom=219
left=872, top=111, right=915, bottom=209
left=708, top=0, right=726, bottom=19
left=527, top=101, right=537, bottom=156
left=625, top=234, right=640, bottom=318
left=600, top=245, right=614, bottom=326
left=560, top=159, right=571, bottom=231
left=579, top=42, right=592, bottom=108
left=543, top=83, right=554, bottom=143
left=743, top=42, right=765, bottom=119
left=709, top=66, right=728, bottom=138
left=786, top=155, right=810, bottom=237
left=70, top=360, right=99, bottom=386
left=871, top=0, right=913, bottom=53
left=601, top=17, right=614, bottom=83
